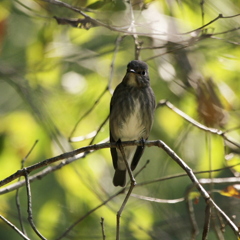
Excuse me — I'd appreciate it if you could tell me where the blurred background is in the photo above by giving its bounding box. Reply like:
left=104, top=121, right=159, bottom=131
left=0, top=0, right=240, bottom=239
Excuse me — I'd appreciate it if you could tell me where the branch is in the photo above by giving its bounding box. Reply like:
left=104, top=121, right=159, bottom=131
left=108, top=35, right=126, bottom=90
left=0, top=141, right=113, bottom=187
left=24, top=169, right=47, bottom=240
left=158, top=100, right=240, bottom=148
left=89, top=116, right=109, bottom=145
left=100, top=217, right=106, bottom=240
left=69, top=86, right=109, bottom=141
left=1, top=139, right=239, bottom=237
left=181, top=13, right=240, bottom=35
left=0, top=215, right=31, bottom=240
left=15, top=140, right=38, bottom=235
left=0, top=140, right=148, bottom=188
left=1, top=159, right=239, bottom=195
left=116, top=143, right=136, bottom=240
left=56, top=187, right=125, bottom=240
left=43, top=0, right=240, bottom=41
left=0, top=159, right=77, bottom=195
left=41, top=0, right=136, bottom=34
left=202, top=204, right=211, bottom=240
left=130, top=193, right=184, bottom=204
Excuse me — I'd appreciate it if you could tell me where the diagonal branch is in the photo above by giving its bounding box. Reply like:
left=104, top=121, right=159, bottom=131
left=0, top=215, right=31, bottom=240
left=158, top=100, right=240, bottom=148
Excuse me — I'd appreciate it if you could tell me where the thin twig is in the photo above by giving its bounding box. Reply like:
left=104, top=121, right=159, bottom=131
left=211, top=36, right=240, bottom=45
left=15, top=188, right=26, bottom=234
left=116, top=143, right=136, bottom=240
left=15, top=140, right=39, bottom=235
left=89, top=115, right=109, bottom=145
left=181, top=13, right=240, bottom=35
left=0, top=215, right=31, bottom=240
left=68, top=86, right=108, bottom=141
left=128, top=0, right=142, bottom=60
left=56, top=188, right=124, bottom=240
left=211, top=26, right=240, bottom=36
left=118, top=143, right=136, bottom=185
left=135, top=164, right=240, bottom=188
left=212, top=209, right=225, bottom=240
left=100, top=217, right=106, bottom=240
left=24, top=169, right=47, bottom=240
left=158, top=100, right=240, bottom=148
left=134, top=159, right=150, bottom=179
left=108, top=35, right=126, bottom=91
left=200, top=0, right=205, bottom=27
left=143, top=44, right=189, bottom=62
left=69, top=130, right=97, bottom=142
left=124, top=159, right=150, bottom=187
left=130, top=193, right=184, bottom=203
left=23, top=140, right=39, bottom=162
left=202, top=204, right=211, bottom=240
left=185, top=191, right=199, bottom=239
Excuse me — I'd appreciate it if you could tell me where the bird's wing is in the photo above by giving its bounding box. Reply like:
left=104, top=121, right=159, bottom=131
left=130, top=144, right=145, bottom=171
left=110, top=123, right=119, bottom=170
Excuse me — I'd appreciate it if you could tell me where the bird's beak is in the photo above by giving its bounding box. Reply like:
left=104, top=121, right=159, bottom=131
left=128, top=69, right=136, bottom=74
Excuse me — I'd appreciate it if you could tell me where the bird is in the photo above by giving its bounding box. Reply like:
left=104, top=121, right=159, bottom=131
left=109, top=60, right=156, bottom=187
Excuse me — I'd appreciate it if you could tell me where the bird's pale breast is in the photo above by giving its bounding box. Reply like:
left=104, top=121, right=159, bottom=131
left=116, top=99, right=146, bottom=141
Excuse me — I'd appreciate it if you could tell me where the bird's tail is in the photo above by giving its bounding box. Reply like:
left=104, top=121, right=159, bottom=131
left=113, top=169, right=126, bottom=187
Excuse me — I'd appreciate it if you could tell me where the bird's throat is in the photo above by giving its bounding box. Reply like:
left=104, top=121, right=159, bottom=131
left=125, top=72, right=139, bottom=87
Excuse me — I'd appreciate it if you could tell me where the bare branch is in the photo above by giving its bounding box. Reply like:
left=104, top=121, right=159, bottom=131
left=108, top=35, right=126, bottom=91
left=211, top=36, right=240, bottom=45
left=24, top=169, right=47, bottom=240
left=202, top=204, right=211, bottom=240
left=133, top=159, right=150, bottom=179
left=69, top=86, right=109, bottom=141
left=0, top=215, right=31, bottom=240
left=89, top=115, right=109, bottom=145
left=100, top=217, right=106, bottom=240
left=56, top=188, right=125, bottom=240
left=181, top=13, right=240, bottom=35
left=130, top=193, right=184, bottom=204
left=0, top=157, right=80, bottom=195
left=200, top=0, right=205, bottom=26
left=0, top=141, right=145, bottom=188
left=15, top=140, right=38, bottom=235
left=186, top=192, right=199, bottom=239
left=158, top=100, right=240, bottom=148
left=116, top=143, right=136, bottom=240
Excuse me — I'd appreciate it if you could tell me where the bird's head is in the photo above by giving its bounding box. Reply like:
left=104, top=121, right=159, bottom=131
left=123, top=60, right=150, bottom=87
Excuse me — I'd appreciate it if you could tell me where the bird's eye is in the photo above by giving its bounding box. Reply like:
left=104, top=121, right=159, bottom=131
left=141, top=70, right=146, bottom=75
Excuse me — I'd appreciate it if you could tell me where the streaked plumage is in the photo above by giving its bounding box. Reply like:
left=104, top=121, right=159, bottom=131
left=110, top=60, right=155, bottom=187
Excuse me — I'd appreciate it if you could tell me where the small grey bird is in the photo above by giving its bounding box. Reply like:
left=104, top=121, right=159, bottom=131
left=109, top=60, right=156, bottom=187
